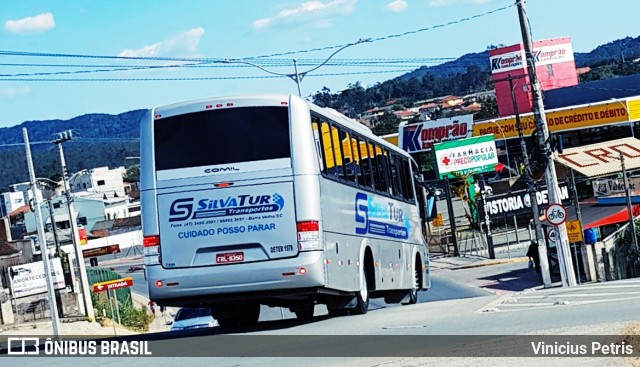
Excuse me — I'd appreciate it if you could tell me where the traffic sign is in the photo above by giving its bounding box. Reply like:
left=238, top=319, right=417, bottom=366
left=566, top=220, right=583, bottom=243
left=546, top=226, right=557, bottom=248
left=545, top=203, right=567, bottom=225
left=92, top=277, right=133, bottom=293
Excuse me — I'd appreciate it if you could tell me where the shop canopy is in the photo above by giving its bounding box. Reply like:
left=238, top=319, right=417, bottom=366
left=564, top=201, right=640, bottom=229
left=554, top=137, right=640, bottom=178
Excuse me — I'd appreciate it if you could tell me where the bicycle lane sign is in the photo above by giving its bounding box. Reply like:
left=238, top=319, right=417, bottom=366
left=545, top=203, right=567, bottom=226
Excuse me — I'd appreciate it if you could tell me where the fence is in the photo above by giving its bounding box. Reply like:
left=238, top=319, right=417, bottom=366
left=86, top=267, right=133, bottom=322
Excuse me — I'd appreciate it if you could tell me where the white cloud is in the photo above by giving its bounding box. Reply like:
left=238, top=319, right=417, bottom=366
left=251, top=0, right=356, bottom=31
left=118, top=27, right=205, bottom=57
left=428, top=0, right=491, bottom=6
left=386, top=0, right=408, bottom=12
left=0, top=86, right=31, bottom=99
left=4, top=13, right=55, bottom=35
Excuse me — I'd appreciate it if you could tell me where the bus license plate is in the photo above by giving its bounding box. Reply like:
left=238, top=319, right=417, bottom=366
left=216, top=252, right=244, bottom=264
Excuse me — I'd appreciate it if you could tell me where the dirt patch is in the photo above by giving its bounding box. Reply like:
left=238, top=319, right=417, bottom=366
left=619, top=322, right=640, bottom=367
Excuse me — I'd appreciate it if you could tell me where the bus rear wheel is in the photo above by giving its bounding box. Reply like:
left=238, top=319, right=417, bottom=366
left=403, top=256, right=421, bottom=305
left=351, top=265, right=370, bottom=315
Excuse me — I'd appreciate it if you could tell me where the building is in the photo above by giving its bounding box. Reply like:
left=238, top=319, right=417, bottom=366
left=1, top=192, right=25, bottom=218
left=69, top=166, right=127, bottom=197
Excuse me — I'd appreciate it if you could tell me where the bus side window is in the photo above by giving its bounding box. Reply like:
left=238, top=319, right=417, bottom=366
left=388, top=153, right=402, bottom=199
left=339, top=129, right=356, bottom=184
left=374, top=146, right=390, bottom=195
left=320, top=121, right=337, bottom=176
left=355, top=135, right=371, bottom=188
left=311, top=117, right=325, bottom=173
left=330, top=124, right=346, bottom=180
left=400, top=158, right=415, bottom=201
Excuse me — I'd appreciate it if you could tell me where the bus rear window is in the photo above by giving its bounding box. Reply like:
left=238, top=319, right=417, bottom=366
left=153, top=106, right=290, bottom=171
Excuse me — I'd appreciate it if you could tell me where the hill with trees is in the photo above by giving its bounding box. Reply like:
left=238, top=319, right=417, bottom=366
left=0, top=35, right=638, bottom=192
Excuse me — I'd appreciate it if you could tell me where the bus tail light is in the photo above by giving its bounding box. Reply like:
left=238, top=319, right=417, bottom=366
left=297, top=221, right=320, bottom=251
left=143, top=235, right=161, bottom=265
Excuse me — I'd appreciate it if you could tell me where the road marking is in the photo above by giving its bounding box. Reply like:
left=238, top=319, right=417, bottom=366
left=516, top=291, right=640, bottom=299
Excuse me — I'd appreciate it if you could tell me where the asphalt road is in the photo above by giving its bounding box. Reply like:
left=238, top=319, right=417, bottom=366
left=7, top=257, right=640, bottom=366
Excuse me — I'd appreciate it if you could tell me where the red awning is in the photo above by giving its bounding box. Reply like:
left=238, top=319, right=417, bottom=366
left=583, top=204, right=640, bottom=229
left=565, top=202, right=640, bottom=229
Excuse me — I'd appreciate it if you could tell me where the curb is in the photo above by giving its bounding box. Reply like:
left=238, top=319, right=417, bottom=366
left=450, top=256, right=529, bottom=270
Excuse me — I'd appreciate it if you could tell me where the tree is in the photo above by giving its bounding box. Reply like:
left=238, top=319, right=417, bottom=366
left=475, top=97, right=498, bottom=120
left=371, top=111, right=400, bottom=136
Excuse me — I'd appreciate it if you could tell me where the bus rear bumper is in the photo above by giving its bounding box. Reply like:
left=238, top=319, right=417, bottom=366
left=147, top=251, right=325, bottom=305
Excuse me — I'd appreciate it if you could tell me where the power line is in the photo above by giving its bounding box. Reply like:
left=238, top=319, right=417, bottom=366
left=0, top=3, right=514, bottom=64
left=0, top=69, right=416, bottom=82
left=0, top=58, right=454, bottom=78
left=0, top=58, right=456, bottom=68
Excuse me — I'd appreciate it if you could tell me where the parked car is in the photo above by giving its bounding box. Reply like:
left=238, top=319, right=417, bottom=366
left=168, top=307, right=219, bottom=331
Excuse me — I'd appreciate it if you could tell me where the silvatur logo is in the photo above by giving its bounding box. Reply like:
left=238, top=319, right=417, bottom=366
left=355, top=192, right=409, bottom=240
left=169, top=193, right=285, bottom=222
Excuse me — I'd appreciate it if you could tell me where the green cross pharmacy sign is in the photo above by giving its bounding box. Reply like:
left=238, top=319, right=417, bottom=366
left=433, top=134, right=499, bottom=179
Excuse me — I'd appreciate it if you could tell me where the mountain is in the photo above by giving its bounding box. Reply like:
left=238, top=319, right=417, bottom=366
left=0, top=110, right=146, bottom=192
left=311, top=35, right=640, bottom=116
left=1, top=35, right=639, bottom=192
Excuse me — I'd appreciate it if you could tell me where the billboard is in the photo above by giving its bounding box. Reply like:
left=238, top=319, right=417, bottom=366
left=489, top=42, right=575, bottom=74
left=433, top=135, right=498, bottom=179
left=489, top=37, right=578, bottom=117
left=9, top=258, right=66, bottom=298
left=399, top=114, right=473, bottom=154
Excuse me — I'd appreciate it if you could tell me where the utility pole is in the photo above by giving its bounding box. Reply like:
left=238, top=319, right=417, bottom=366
left=53, top=130, right=95, bottom=320
left=479, top=174, right=495, bottom=259
left=621, top=154, right=640, bottom=255
left=508, top=74, right=552, bottom=287
left=24, top=128, right=61, bottom=338
left=46, top=200, right=61, bottom=255
left=517, top=0, right=576, bottom=287
left=443, top=176, right=459, bottom=256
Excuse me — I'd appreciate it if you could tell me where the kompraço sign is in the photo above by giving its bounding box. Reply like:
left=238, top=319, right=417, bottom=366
left=399, top=114, right=473, bottom=154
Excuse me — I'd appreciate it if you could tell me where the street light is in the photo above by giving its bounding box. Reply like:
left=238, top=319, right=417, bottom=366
left=224, top=38, right=372, bottom=97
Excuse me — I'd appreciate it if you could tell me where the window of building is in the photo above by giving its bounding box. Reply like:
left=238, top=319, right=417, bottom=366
left=97, top=180, right=106, bottom=186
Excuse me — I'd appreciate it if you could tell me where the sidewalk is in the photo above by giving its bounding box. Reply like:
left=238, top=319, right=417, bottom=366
left=429, top=253, right=556, bottom=294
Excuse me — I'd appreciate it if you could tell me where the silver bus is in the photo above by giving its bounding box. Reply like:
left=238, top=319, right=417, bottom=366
left=140, top=94, right=431, bottom=326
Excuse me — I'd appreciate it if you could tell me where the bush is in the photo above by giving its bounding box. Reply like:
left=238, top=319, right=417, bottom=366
left=92, top=294, right=154, bottom=332
left=118, top=304, right=155, bottom=332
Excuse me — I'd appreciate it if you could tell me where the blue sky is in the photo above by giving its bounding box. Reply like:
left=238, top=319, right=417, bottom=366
left=0, top=0, right=638, bottom=127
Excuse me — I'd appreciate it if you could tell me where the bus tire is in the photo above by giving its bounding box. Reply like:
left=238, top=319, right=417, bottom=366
left=403, top=255, right=422, bottom=305
left=352, top=262, right=370, bottom=315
